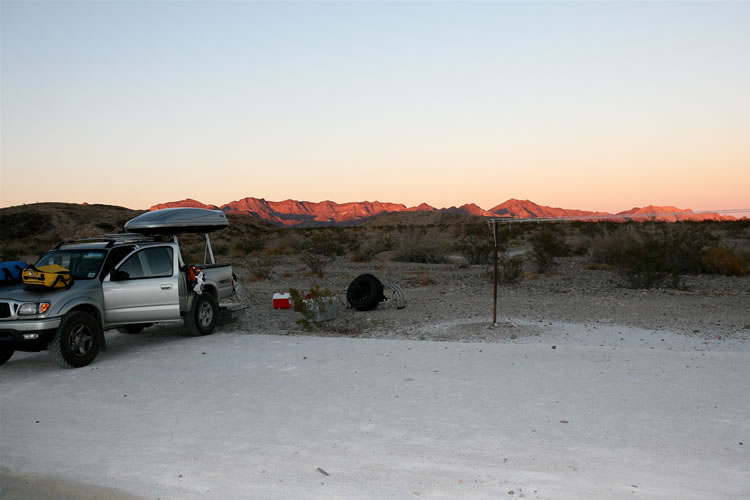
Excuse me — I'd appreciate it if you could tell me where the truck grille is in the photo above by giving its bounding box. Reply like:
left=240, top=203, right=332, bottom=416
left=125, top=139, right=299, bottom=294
left=0, top=303, right=10, bottom=318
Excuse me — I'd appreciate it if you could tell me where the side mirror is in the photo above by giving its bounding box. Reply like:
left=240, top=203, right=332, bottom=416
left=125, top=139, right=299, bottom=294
left=110, top=269, right=129, bottom=281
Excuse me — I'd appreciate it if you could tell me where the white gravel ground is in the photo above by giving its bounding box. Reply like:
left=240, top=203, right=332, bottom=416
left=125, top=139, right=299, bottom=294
left=1, top=319, right=748, bottom=499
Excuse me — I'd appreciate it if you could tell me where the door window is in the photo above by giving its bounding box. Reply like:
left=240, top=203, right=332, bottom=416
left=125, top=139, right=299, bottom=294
left=118, top=247, right=173, bottom=279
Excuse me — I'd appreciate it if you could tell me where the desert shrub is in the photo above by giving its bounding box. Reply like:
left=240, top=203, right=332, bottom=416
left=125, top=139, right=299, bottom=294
left=351, top=235, right=392, bottom=262
left=393, top=230, right=447, bottom=264
left=236, top=237, right=265, bottom=255
left=701, top=247, right=748, bottom=276
left=591, top=223, right=723, bottom=288
left=264, top=233, right=304, bottom=255
left=529, top=224, right=570, bottom=273
left=591, top=226, right=642, bottom=265
left=212, top=244, right=229, bottom=256
left=617, top=237, right=669, bottom=288
left=302, top=231, right=346, bottom=257
left=245, top=256, right=274, bottom=281
left=575, top=222, right=607, bottom=238
left=661, top=223, right=714, bottom=276
left=498, top=254, right=524, bottom=284
left=330, top=228, right=360, bottom=254
left=300, top=251, right=332, bottom=277
left=455, top=223, right=497, bottom=265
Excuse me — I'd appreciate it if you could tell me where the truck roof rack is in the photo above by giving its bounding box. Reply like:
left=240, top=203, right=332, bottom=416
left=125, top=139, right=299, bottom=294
left=53, top=233, right=157, bottom=249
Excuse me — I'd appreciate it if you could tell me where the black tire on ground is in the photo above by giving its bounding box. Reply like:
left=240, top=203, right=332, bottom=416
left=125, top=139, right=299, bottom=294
left=0, top=346, right=14, bottom=365
left=48, top=311, right=102, bottom=368
left=184, top=293, right=218, bottom=336
left=116, top=323, right=151, bottom=334
left=347, top=274, right=384, bottom=311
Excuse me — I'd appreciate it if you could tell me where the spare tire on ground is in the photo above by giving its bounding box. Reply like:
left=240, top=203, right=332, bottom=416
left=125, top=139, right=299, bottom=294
left=347, top=274, right=384, bottom=311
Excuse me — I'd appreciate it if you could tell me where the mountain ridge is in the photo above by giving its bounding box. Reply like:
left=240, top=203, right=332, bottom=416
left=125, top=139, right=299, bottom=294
left=148, top=197, right=736, bottom=226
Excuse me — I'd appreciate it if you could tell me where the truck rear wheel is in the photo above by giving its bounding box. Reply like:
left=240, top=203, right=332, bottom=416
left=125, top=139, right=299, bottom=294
left=184, top=293, right=218, bottom=336
left=49, top=311, right=102, bottom=368
left=0, top=346, right=14, bottom=365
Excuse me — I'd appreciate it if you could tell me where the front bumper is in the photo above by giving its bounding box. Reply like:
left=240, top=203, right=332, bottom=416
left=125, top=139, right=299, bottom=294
left=0, top=317, right=61, bottom=352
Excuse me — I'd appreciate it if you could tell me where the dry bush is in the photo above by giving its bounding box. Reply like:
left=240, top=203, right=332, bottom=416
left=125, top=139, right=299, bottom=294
left=484, top=253, right=524, bottom=285
left=529, top=224, right=570, bottom=273
left=590, top=223, right=722, bottom=288
left=300, top=251, right=332, bottom=277
left=455, top=223, right=497, bottom=265
left=591, top=226, right=643, bottom=265
left=392, top=230, right=447, bottom=264
left=302, top=231, right=347, bottom=257
left=701, top=247, right=748, bottom=276
left=351, top=234, right=392, bottom=262
left=264, top=233, right=305, bottom=255
left=245, top=256, right=274, bottom=281
left=235, top=237, right=265, bottom=255
left=498, top=254, right=524, bottom=284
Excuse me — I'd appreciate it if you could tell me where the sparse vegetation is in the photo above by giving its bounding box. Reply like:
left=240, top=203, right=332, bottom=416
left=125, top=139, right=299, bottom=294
left=351, top=235, right=392, bottom=262
left=236, top=237, right=265, bottom=255
left=300, top=251, right=332, bottom=277
left=529, top=224, right=570, bottom=273
left=393, top=229, right=447, bottom=264
left=589, top=222, right=744, bottom=288
left=701, top=247, right=748, bottom=276
left=455, top=223, right=496, bottom=265
left=245, top=256, right=274, bottom=281
left=498, top=253, right=524, bottom=284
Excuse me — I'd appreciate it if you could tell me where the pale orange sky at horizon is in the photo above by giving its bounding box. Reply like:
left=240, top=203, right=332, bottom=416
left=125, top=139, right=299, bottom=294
left=1, top=2, right=748, bottom=215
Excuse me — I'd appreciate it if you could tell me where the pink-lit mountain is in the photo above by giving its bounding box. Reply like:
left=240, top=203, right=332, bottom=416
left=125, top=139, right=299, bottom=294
left=149, top=197, right=735, bottom=226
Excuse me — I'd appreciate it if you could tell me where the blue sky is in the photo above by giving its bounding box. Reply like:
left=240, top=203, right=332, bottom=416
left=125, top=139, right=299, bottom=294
left=2, top=1, right=748, bottom=212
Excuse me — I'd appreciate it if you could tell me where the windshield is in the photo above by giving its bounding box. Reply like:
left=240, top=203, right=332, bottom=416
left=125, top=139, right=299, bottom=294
left=35, top=249, right=107, bottom=280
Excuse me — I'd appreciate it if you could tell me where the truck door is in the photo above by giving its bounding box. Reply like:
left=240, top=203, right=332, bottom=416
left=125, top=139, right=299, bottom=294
left=102, top=246, right=181, bottom=324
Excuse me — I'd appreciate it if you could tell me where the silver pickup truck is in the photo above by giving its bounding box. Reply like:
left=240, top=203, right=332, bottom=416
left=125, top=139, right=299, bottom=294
left=0, top=208, right=238, bottom=368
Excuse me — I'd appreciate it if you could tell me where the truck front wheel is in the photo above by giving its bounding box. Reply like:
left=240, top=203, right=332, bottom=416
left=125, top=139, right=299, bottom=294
left=49, top=311, right=102, bottom=368
left=184, top=293, right=218, bottom=336
left=0, top=346, right=14, bottom=365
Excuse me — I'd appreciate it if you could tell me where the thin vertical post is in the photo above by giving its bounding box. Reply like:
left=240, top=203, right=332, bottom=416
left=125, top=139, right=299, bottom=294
left=492, top=221, right=498, bottom=326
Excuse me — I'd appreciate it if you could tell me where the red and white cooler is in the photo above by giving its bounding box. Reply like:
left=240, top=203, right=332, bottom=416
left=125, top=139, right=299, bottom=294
left=273, top=292, right=292, bottom=309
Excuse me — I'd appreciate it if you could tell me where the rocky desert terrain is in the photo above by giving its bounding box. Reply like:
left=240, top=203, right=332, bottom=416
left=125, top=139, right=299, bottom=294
left=224, top=252, right=750, bottom=344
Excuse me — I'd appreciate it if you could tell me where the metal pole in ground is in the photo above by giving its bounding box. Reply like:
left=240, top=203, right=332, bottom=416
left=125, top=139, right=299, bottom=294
left=493, top=221, right=498, bottom=326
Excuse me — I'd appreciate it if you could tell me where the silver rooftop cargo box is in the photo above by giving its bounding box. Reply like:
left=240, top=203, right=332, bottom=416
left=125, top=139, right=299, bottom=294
left=124, top=208, right=229, bottom=265
left=124, top=208, right=228, bottom=234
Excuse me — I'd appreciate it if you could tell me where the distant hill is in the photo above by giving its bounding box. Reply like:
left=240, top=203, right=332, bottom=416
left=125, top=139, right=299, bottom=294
left=150, top=197, right=736, bottom=226
left=0, top=202, right=274, bottom=261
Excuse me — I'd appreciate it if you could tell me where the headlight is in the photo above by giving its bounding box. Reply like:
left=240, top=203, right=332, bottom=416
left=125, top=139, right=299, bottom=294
left=18, top=302, right=51, bottom=315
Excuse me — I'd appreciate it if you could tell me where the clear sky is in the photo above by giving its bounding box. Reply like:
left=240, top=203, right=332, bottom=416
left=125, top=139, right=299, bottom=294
left=2, top=1, right=748, bottom=212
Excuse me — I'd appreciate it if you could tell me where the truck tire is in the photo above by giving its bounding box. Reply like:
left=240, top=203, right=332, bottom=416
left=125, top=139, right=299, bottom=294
left=347, top=274, right=384, bottom=311
left=49, top=311, right=102, bottom=368
left=184, top=293, right=218, bottom=336
left=0, top=347, right=14, bottom=365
